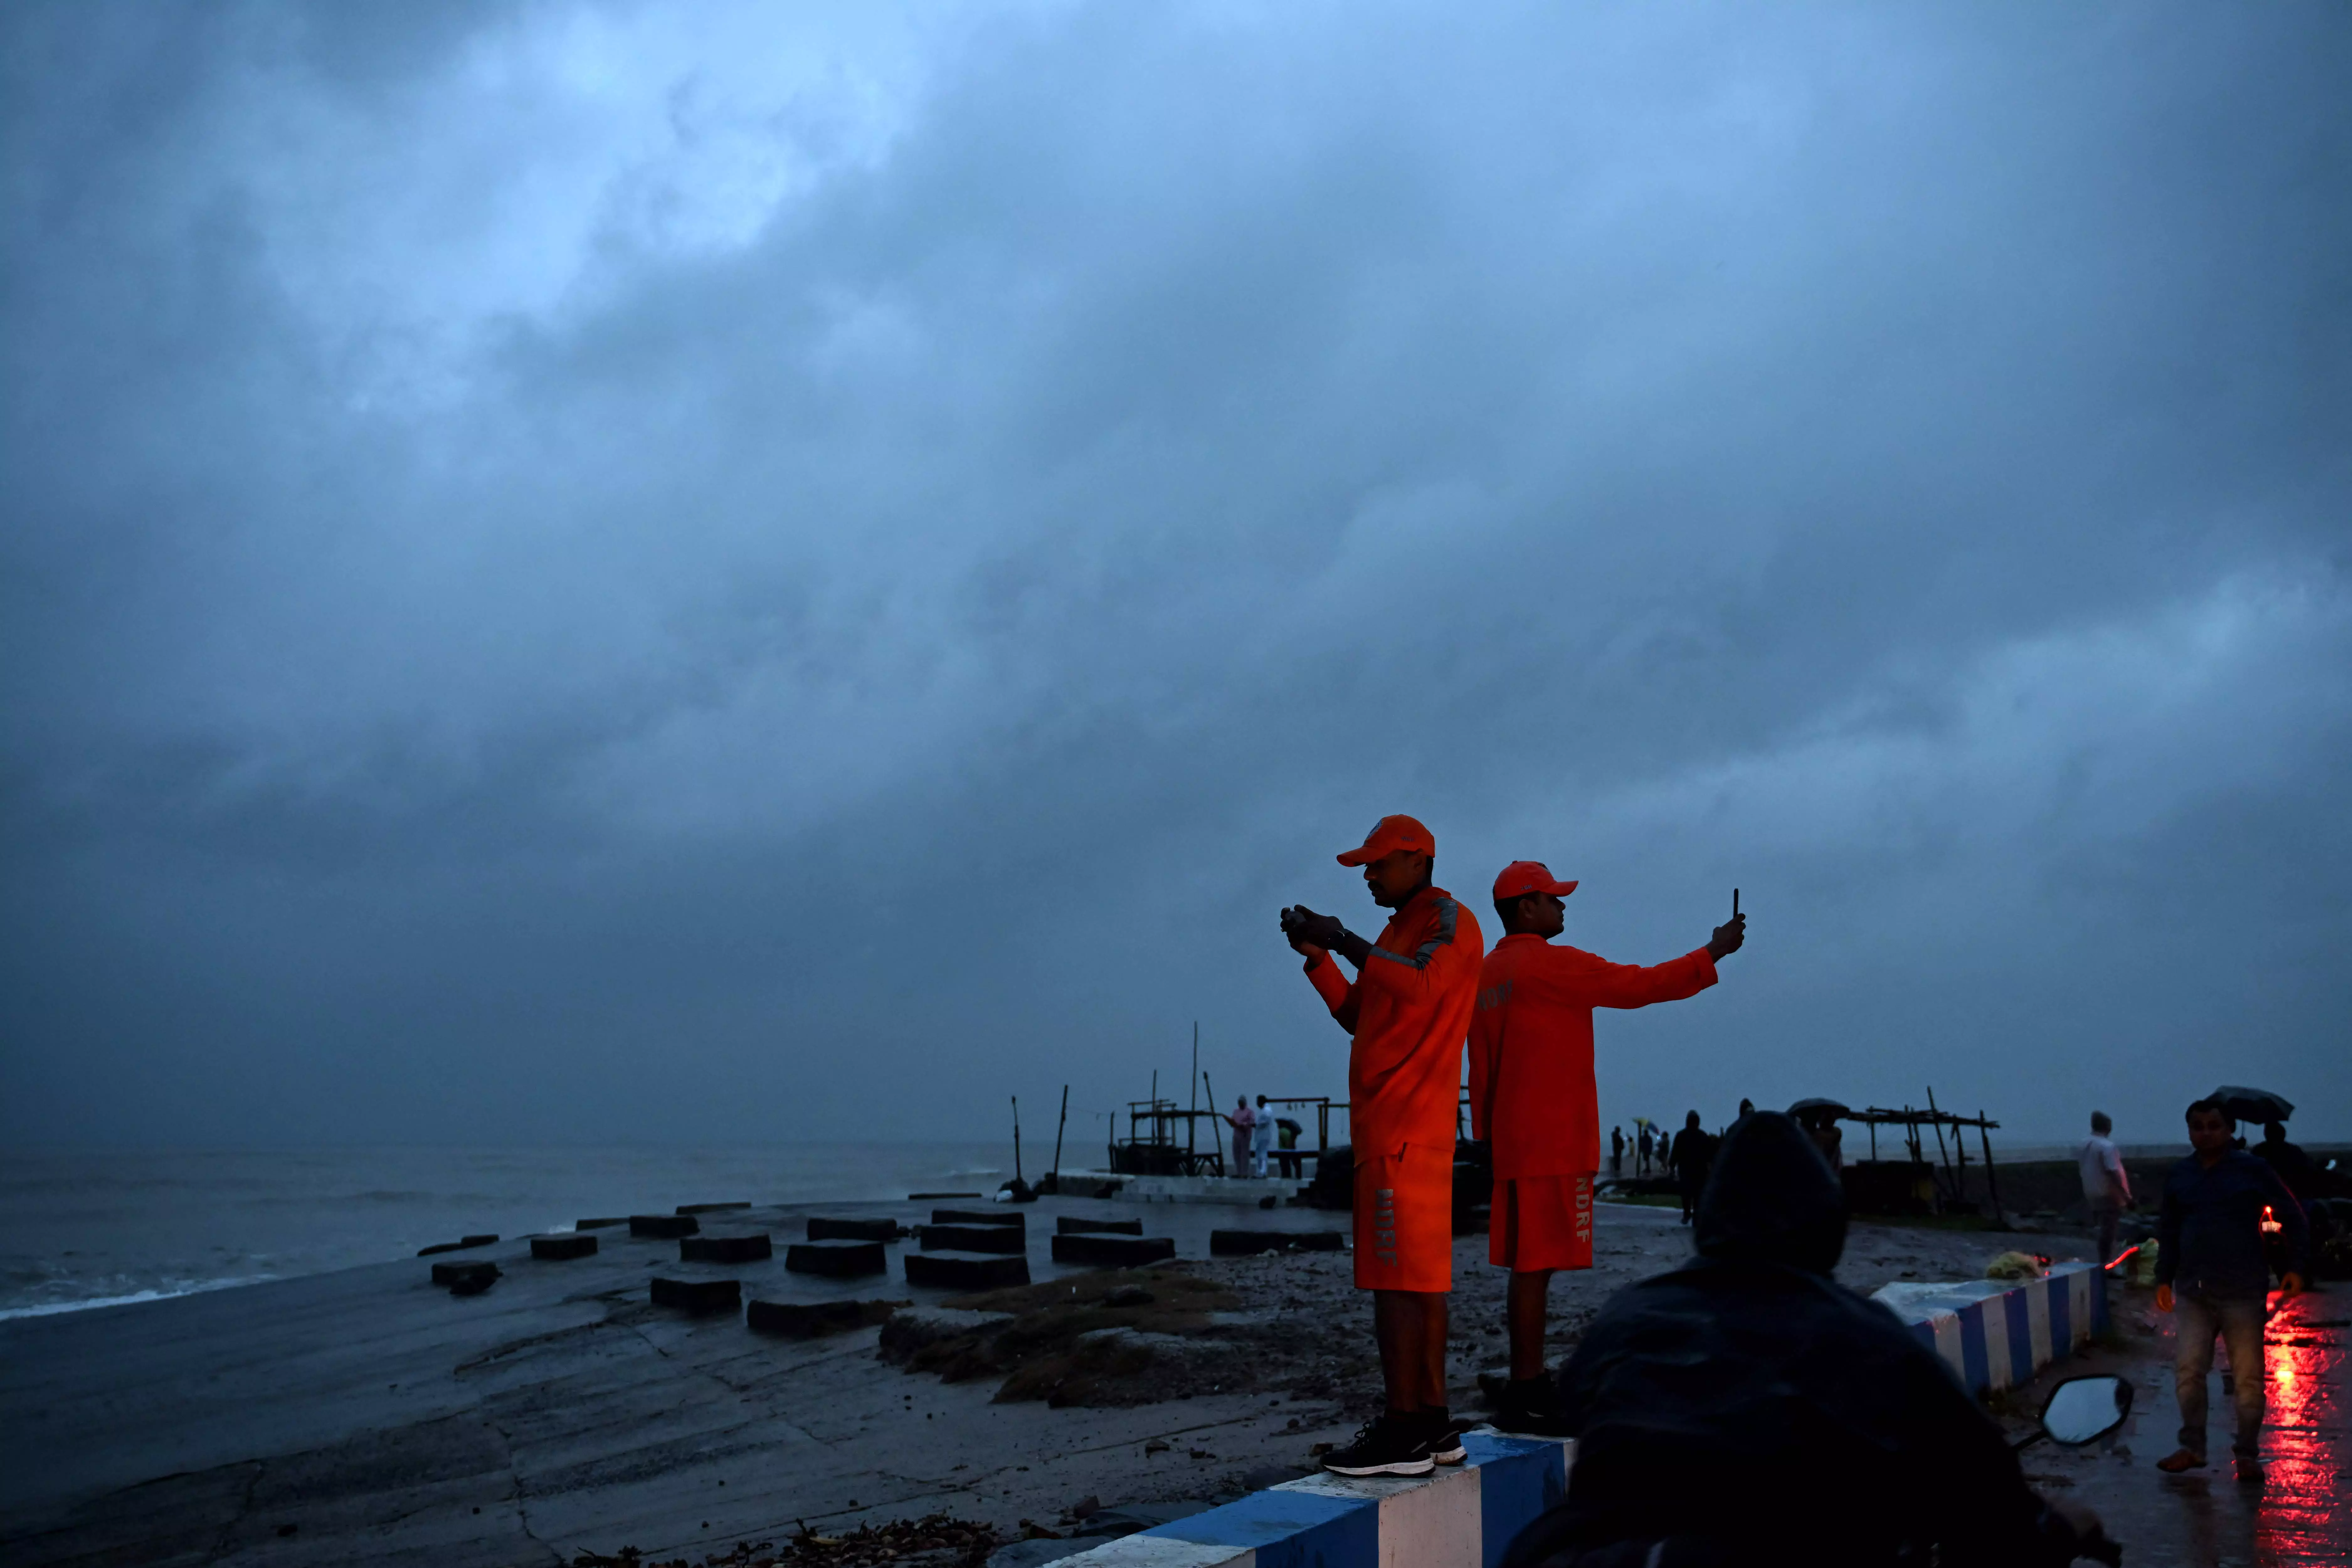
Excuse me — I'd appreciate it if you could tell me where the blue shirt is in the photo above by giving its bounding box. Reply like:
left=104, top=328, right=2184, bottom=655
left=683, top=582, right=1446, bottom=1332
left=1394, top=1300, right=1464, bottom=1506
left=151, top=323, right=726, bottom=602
left=2154, top=1149, right=2309, bottom=1299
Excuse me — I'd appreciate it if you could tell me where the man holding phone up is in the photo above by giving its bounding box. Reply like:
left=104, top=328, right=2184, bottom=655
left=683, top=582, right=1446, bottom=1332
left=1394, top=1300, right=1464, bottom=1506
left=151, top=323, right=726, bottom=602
left=1469, top=864, right=1746, bottom=1434
left=1281, top=814, right=1484, bottom=1476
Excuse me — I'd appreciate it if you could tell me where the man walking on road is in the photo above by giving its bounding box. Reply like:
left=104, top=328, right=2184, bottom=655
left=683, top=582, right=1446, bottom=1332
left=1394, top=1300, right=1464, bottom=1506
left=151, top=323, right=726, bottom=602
left=1467, top=860, right=1742, bottom=1434
left=1282, top=815, right=1484, bottom=1477
left=1669, top=1111, right=1716, bottom=1226
left=2078, top=1111, right=2133, bottom=1272
left=1610, top=1125, right=1625, bottom=1178
left=2155, top=1097, right=2310, bottom=1483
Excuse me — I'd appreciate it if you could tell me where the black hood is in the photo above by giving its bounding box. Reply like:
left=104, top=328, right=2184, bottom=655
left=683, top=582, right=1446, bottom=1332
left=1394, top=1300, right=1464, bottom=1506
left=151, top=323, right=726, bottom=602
left=1693, top=1111, right=1846, bottom=1274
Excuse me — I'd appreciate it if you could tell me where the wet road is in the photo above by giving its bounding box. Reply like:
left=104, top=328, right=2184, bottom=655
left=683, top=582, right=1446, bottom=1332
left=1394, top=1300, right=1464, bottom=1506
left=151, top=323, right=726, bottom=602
left=2008, top=1283, right=2348, bottom=1566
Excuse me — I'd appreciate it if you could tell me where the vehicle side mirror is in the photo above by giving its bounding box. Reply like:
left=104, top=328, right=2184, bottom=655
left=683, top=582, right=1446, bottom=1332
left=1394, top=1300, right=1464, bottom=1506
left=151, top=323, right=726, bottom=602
left=2040, top=1375, right=2132, bottom=1445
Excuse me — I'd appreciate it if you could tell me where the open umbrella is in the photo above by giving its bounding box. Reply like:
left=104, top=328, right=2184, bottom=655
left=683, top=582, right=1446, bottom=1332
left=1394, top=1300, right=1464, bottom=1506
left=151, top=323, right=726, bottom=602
left=1786, top=1097, right=1850, bottom=1123
left=2208, top=1086, right=2293, bottom=1124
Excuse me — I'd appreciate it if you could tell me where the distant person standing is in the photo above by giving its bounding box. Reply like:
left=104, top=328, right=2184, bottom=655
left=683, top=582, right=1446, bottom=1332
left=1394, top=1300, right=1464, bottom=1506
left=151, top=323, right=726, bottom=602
left=1468, top=859, right=1742, bottom=1433
left=2250, top=1121, right=2316, bottom=1204
left=1252, top=1094, right=1276, bottom=1177
left=1276, top=1115, right=1303, bottom=1178
left=1669, top=1111, right=1715, bottom=1225
left=1610, top=1126, right=1625, bottom=1178
left=2078, top=1111, right=2133, bottom=1270
left=1226, top=1096, right=1254, bottom=1177
left=1637, top=1124, right=1654, bottom=1176
left=2154, top=1098, right=2310, bottom=1483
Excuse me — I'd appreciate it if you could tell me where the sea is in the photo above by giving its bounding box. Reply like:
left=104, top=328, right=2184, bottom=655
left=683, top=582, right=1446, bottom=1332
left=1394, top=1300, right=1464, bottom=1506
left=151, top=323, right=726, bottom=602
left=0, top=1143, right=1009, bottom=1321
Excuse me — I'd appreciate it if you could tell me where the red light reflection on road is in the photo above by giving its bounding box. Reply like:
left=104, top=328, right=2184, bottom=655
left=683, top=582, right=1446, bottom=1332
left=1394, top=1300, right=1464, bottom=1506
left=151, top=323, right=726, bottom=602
left=2254, top=1291, right=2348, bottom=1565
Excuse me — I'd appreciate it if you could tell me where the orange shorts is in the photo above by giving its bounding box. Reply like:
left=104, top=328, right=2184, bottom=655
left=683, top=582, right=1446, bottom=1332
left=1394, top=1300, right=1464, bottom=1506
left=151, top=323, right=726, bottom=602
left=1491, top=1173, right=1594, bottom=1272
left=1353, top=1142, right=1453, bottom=1292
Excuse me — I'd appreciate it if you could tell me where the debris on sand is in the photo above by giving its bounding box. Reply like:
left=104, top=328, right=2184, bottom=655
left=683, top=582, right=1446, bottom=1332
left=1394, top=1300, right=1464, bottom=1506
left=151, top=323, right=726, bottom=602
left=876, top=1268, right=1242, bottom=1406
left=569, top=1513, right=1003, bottom=1568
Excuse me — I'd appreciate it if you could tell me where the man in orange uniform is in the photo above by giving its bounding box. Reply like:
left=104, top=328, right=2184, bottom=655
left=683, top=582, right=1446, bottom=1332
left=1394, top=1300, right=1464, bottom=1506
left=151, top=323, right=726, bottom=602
left=1469, top=860, right=1746, bottom=1435
left=1280, top=815, right=1484, bottom=1477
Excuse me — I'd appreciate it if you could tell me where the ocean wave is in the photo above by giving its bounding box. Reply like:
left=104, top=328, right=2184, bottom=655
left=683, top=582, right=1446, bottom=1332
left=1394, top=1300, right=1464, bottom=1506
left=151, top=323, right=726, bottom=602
left=0, top=1275, right=276, bottom=1322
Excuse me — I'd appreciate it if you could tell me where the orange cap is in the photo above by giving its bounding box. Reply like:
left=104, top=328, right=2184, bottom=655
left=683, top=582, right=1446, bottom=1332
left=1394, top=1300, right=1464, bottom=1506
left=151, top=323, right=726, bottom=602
left=1337, top=814, right=1436, bottom=867
left=1493, top=860, right=1578, bottom=901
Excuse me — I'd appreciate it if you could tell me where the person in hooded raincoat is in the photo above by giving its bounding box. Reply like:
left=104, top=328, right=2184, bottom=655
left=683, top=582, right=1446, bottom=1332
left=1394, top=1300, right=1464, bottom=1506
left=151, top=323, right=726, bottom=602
left=1499, top=1112, right=2107, bottom=1568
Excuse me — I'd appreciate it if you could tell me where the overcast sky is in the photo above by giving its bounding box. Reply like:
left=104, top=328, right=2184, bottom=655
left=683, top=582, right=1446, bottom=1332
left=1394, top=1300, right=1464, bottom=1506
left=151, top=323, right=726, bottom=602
left=4, top=2, right=2347, bottom=1154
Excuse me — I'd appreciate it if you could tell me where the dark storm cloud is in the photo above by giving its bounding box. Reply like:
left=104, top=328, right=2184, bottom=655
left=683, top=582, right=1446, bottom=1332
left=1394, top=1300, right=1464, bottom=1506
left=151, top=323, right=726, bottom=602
left=4, top=2, right=2348, bottom=1148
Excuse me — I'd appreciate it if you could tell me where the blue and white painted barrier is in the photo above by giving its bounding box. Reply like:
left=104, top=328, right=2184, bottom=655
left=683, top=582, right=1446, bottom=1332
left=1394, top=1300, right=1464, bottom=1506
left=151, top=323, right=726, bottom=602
left=1874, top=1259, right=2107, bottom=1397
left=1057, top=1431, right=1569, bottom=1567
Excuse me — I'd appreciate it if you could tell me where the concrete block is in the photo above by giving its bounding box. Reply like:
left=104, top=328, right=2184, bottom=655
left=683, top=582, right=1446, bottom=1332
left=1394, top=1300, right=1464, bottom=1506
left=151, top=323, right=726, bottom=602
left=649, top=1276, right=741, bottom=1313
left=1051, top=1234, right=1177, bottom=1268
left=430, top=1261, right=499, bottom=1293
left=905, top=1252, right=1031, bottom=1290
left=676, top=1202, right=752, bottom=1215
left=1874, top=1261, right=2106, bottom=1396
left=786, top=1241, right=888, bottom=1277
left=531, top=1234, right=598, bottom=1260
left=575, top=1217, right=628, bottom=1230
left=933, top=1208, right=1024, bottom=1229
left=1057, top=1217, right=1143, bottom=1236
left=630, top=1214, right=699, bottom=1239
left=920, top=1224, right=1026, bottom=1254
left=1209, top=1229, right=1344, bottom=1256
left=807, top=1216, right=904, bottom=1242
left=415, top=1235, right=498, bottom=1257
left=680, top=1233, right=772, bottom=1264
left=745, top=1298, right=899, bottom=1338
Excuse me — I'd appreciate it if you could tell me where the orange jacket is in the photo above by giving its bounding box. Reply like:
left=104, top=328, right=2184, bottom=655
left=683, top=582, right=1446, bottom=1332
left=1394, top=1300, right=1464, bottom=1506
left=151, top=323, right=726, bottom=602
left=1469, top=934, right=1716, bottom=1179
left=1303, top=885, right=1484, bottom=1160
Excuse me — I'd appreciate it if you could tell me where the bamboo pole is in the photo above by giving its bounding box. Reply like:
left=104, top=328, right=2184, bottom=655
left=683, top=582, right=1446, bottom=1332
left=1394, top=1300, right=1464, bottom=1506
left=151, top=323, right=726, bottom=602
left=1050, top=1085, right=1069, bottom=1183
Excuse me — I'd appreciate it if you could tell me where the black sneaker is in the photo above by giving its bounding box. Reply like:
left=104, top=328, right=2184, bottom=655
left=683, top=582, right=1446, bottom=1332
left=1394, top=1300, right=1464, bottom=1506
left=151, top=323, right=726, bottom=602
left=1423, top=1410, right=1468, bottom=1465
left=1491, top=1377, right=1574, bottom=1438
left=1321, top=1413, right=1436, bottom=1477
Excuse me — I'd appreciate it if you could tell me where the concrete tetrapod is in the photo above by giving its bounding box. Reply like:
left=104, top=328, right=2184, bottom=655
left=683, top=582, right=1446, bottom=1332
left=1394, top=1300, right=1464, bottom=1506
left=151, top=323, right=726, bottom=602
left=807, top=1216, right=904, bottom=1242
left=904, top=1252, right=1030, bottom=1290
left=786, top=1241, right=888, bottom=1277
left=1050, top=1234, right=1177, bottom=1268
left=680, top=1233, right=772, bottom=1264
left=919, top=1224, right=1025, bottom=1255
left=430, top=1261, right=499, bottom=1294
